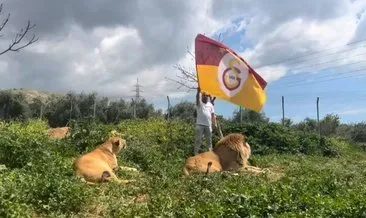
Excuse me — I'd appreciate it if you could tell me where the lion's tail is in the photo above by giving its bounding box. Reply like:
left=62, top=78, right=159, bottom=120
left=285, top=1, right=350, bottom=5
left=183, top=166, right=190, bottom=176
left=206, top=161, right=212, bottom=175
left=244, top=142, right=251, bottom=158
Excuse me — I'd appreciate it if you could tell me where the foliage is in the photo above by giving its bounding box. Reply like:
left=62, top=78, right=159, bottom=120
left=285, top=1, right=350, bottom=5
left=292, top=114, right=340, bottom=137
left=222, top=122, right=341, bottom=157
left=168, top=101, right=196, bottom=123
left=292, top=117, right=318, bottom=133
left=231, top=107, right=269, bottom=124
left=0, top=90, right=162, bottom=128
left=320, top=113, right=341, bottom=137
left=350, top=122, right=366, bottom=143
left=0, top=119, right=366, bottom=217
left=0, top=90, right=31, bottom=121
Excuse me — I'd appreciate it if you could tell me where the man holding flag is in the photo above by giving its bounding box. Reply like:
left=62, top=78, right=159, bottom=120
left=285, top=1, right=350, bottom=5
left=194, top=86, right=217, bottom=155
left=194, top=34, right=267, bottom=113
left=192, top=33, right=267, bottom=155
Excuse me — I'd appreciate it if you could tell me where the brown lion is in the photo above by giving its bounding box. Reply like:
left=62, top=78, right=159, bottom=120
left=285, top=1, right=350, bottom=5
left=48, top=127, right=70, bottom=140
left=74, top=136, right=136, bottom=185
left=183, top=133, right=263, bottom=176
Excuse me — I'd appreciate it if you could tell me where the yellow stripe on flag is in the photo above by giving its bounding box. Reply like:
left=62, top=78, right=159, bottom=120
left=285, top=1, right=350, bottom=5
left=197, top=65, right=267, bottom=112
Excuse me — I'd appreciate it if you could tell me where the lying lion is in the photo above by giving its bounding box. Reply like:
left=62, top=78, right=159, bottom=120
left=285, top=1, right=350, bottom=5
left=183, top=133, right=263, bottom=176
left=74, top=136, right=137, bottom=185
left=48, top=127, right=70, bottom=140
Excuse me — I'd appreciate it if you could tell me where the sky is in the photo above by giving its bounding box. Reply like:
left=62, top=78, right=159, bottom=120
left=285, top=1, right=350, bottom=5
left=1, top=0, right=366, bottom=124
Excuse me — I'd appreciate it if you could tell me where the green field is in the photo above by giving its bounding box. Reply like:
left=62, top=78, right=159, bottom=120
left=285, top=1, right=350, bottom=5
left=1, top=119, right=366, bottom=217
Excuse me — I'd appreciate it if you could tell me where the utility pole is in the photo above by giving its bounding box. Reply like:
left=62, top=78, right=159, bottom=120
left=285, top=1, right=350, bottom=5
left=282, top=96, right=285, bottom=125
left=131, top=98, right=136, bottom=119
left=132, top=78, right=143, bottom=119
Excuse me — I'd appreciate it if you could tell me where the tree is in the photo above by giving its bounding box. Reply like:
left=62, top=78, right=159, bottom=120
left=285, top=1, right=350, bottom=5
left=0, top=90, right=31, bottom=120
left=320, top=113, right=340, bottom=136
left=232, top=108, right=269, bottom=124
left=169, top=101, right=196, bottom=123
left=350, top=122, right=366, bottom=143
left=104, top=99, right=131, bottom=124
left=283, top=118, right=293, bottom=127
left=44, top=93, right=75, bottom=127
left=0, top=2, right=38, bottom=56
left=135, top=99, right=157, bottom=119
left=293, top=117, right=318, bottom=133
left=28, top=97, right=44, bottom=118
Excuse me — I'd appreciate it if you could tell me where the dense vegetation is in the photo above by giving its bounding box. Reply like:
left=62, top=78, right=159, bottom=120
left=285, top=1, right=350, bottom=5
left=0, top=118, right=366, bottom=217
left=2, top=89, right=366, bottom=146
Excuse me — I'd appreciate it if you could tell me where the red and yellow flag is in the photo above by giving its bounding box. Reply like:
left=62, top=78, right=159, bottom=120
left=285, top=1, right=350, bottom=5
left=195, top=34, right=267, bottom=112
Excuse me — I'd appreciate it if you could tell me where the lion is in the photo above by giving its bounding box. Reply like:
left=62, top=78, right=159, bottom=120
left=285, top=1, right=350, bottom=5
left=48, top=127, right=70, bottom=140
left=183, top=133, right=263, bottom=176
left=74, top=136, right=136, bottom=185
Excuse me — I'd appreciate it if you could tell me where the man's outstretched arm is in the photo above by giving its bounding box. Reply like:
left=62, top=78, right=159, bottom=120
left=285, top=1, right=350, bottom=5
left=210, top=96, right=216, bottom=105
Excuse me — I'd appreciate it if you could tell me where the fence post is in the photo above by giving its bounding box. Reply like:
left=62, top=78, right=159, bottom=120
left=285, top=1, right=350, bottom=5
left=239, top=106, right=243, bottom=124
left=282, top=96, right=285, bottom=125
left=166, top=96, right=173, bottom=152
left=317, top=97, right=320, bottom=137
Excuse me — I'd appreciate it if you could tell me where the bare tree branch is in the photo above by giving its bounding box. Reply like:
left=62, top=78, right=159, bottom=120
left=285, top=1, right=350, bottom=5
left=170, top=34, right=224, bottom=92
left=0, top=4, right=10, bottom=35
left=165, top=76, right=197, bottom=91
left=0, top=3, right=38, bottom=56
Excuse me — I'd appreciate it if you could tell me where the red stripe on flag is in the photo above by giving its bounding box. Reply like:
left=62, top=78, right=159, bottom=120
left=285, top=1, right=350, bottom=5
left=195, top=34, right=267, bottom=90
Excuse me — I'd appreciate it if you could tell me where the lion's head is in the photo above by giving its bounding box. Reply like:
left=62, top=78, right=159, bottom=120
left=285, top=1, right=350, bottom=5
left=100, top=136, right=127, bottom=155
left=212, top=133, right=251, bottom=171
left=110, top=136, right=127, bottom=154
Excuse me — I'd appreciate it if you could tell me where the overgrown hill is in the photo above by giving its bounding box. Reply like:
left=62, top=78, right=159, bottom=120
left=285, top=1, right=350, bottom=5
left=3, top=88, right=63, bottom=104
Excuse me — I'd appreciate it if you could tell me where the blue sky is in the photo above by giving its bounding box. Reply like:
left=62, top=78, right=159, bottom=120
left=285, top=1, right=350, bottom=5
left=196, top=26, right=366, bottom=124
left=2, top=0, right=366, bottom=125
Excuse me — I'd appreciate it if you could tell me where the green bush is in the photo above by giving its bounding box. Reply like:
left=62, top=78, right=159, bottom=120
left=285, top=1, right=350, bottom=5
left=222, top=122, right=341, bottom=157
left=68, top=119, right=116, bottom=153
left=0, top=119, right=50, bottom=169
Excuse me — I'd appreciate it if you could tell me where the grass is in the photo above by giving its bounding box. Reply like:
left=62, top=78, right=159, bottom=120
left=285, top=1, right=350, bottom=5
left=0, top=119, right=366, bottom=217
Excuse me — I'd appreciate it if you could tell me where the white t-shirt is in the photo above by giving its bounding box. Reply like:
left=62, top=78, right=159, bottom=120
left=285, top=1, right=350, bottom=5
left=196, top=97, right=215, bottom=129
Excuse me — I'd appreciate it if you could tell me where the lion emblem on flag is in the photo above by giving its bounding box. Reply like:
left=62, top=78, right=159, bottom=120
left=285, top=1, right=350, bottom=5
left=218, top=52, right=249, bottom=98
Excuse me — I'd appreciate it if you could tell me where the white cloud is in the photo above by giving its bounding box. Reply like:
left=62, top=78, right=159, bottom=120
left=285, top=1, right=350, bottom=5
left=337, top=108, right=366, bottom=116
left=0, top=0, right=366, bottom=114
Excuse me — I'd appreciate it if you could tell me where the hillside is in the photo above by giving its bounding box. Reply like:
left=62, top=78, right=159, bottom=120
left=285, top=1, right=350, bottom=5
left=4, top=88, right=63, bottom=104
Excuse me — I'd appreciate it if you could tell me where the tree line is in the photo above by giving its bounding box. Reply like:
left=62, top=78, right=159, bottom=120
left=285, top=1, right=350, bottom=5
left=0, top=89, right=365, bottom=144
left=0, top=90, right=161, bottom=127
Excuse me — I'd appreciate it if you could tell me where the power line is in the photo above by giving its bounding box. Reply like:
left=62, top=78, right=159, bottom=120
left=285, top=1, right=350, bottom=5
left=255, top=37, right=366, bottom=69
left=273, top=68, right=366, bottom=88
left=263, top=43, right=366, bottom=70
left=273, top=66, right=366, bottom=86
left=275, top=59, right=366, bottom=81
left=285, top=50, right=366, bottom=73
left=255, top=45, right=366, bottom=86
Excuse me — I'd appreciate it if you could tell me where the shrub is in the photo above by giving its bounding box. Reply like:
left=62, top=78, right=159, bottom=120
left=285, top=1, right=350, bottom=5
left=222, top=122, right=341, bottom=157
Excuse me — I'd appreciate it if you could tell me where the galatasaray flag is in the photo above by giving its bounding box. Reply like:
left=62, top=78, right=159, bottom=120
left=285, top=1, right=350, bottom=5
left=195, top=34, right=267, bottom=112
